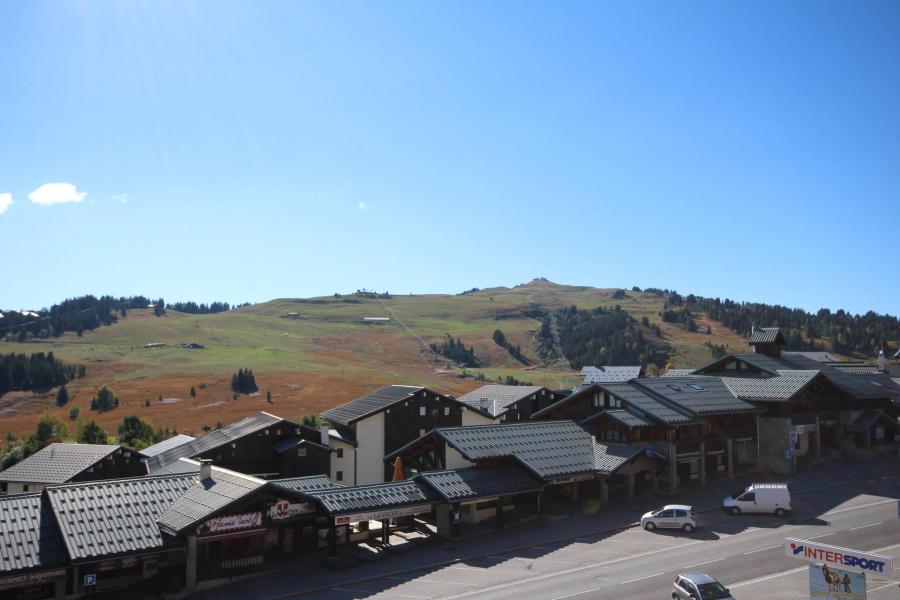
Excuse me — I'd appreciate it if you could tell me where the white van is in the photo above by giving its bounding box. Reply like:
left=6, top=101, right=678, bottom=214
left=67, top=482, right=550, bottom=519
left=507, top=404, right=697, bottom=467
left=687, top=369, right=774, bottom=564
left=723, top=483, right=791, bottom=516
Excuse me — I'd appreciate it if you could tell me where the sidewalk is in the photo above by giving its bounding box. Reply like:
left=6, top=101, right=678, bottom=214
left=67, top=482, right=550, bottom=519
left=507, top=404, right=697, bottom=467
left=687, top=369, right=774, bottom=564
left=190, top=455, right=900, bottom=600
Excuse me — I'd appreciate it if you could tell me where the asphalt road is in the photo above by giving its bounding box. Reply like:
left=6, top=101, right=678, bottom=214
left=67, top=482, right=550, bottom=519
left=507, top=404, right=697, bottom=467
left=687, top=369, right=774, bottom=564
left=296, top=487, right=900, bottom=600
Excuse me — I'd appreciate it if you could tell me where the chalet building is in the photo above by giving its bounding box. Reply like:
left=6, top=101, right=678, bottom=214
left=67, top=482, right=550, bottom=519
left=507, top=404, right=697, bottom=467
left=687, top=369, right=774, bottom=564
left=138, top=434, right=196, bottom=458
left=456, top=384, right=562, bottom=425
left=384, top=421, right=658, bottom=522
left=671, top=327, right=900, bottom=474
left=0, top=443, right=146, bottom=495
left=579, top=365, right=643, bottom=388
left=532, top=378, right=758, bottom=492
left=319, top=385, right=467, bottom=485
left=144, top=412, right=332, bottom=480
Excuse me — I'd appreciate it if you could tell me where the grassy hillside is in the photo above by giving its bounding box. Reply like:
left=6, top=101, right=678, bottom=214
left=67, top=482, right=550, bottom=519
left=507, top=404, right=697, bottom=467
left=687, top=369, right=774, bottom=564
left=0, top=280, right=749, bottom=437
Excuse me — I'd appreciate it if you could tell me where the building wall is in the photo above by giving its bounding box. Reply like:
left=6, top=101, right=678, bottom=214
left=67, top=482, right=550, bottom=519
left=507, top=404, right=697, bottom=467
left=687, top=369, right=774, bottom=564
left=195, top=420, right=298, bottom=477
left=329, top=439, right=356, bottom=485
left=5, top=481, right=44, bottom=494
left=462, top=409, right=495, bottom=426
left=758, top=416, right=791, bottom=474
left=445, top=446, right=473, bottom=470
left=356, top=412, right=386, bottom=485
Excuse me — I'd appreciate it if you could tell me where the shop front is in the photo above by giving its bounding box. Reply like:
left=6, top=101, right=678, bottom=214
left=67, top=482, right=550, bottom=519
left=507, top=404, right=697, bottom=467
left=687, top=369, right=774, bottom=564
left=196, top=512, right=268, bottom=581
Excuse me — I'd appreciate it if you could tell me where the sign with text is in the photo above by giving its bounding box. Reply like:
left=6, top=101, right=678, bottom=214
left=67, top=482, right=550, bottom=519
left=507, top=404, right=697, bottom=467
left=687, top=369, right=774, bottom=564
left=785, top=538, right=892, bottom=575
left=809, top=565, right=866, bottom=600
left=334, top=504, right=431, bottom=526
left=199, top=512, right=263, bottom=536
left=267, top=499, right=314, bottom=521
left=0, top=569, right=66, bottom=591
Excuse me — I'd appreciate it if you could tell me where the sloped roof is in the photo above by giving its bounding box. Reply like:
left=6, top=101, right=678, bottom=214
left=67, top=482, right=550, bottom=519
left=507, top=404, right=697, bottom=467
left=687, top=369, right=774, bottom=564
left=456, top=385, right=545, bottom=418
left=319, top=385, right=425, bottom=426
left=270, top=475, right=339, bottom=495
left=153, top=457, right=204, bottom=476
left=661, top=369, right=697, bottom=378
left=0, top=443, right=121, bottom=484
left=47, top=474, right=196, bottom=562
left=300, top=480, right=436, bottom=514
left=146, top=412, right=286, bottom=472
left=581, top=366, right=643, bottom=384
left=0, top=493, right=66, bottom=574
left=272, top=436, right=333, bottom=454
left=139, top=434, right=196, bottom=458
left=722, top=370, right=821, bottom=401
left=582, top=409, right=654, bottom=429
left=396, top=421, right=641, bottom=480
left=749, top=327, right=784, bottom=345
left=416, top=466, right=543, bottom=501
left=156, top=467, right=266, bottom=534
left=635, top=378, right=757, bottom=415
left=600, top=382, right=695, bottom=424
left=783, top=351, right=841, bottom=363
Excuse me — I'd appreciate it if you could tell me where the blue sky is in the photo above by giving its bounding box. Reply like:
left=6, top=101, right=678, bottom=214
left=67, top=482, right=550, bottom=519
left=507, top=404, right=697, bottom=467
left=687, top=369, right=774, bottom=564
left=1, top=1, right=898, bottom=315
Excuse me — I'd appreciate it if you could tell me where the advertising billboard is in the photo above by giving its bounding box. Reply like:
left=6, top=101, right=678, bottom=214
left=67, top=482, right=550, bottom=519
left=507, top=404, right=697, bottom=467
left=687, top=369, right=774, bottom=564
left=809, top=565, right=866, bottom=600
left=785, top=538, right=892, bottom=575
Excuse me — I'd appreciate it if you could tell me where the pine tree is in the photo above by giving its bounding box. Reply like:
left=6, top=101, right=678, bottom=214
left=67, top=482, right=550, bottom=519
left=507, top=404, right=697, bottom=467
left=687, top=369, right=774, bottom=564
left=56, top=385, right=69, bottom=407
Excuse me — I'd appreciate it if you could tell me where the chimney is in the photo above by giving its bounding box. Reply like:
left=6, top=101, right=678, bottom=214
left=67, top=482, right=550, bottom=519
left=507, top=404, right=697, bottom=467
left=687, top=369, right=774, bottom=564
left=878, top=349, right=887, bottom=373
left=751, top=323, right=756, bottom=336
left=199, top=458, right=213, bottom=480
left=320, top=425, right=330, bottom=446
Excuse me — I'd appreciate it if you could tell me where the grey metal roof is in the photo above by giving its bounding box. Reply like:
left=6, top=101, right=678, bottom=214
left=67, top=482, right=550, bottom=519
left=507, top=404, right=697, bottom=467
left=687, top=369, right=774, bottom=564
left=319, top=385, right=425, bottom=426
left=593, top=442, right=643, bottom=474
left=139, top=434, right=196, bottom=458
left=783, top=351, right=841, bottom=363
left=156, top=467, right=266, bottom=534
left=827, top=363, right=882, bottom=375
left=409, top=421, right=640, bottom=480
left=600, top=383, right=694, bottom=425
left=47, top=474, right=196, bottom=562
left=635, top=378, right=757, bottom=415
left=749, top=327, right=784, bottom=344
left=581, top=366, right=643, bottom=384
left=0, top=493, right=66, bottom=573
left=457, top=385, right=546, bottom=418
left=661, top=369, right=696, bottom=378
left=722, top=370, right=821, bottom=401
left=153, top=457, right=204, bottom=476
left=146, top=412, right=285, bottom=472
left=0, top=443, right=121, bottom=484
left=583, top=409, right=654, bottom=429
left=300, top=480, right=436, bottom=514
left=416, top=466, right=543, bottom=501
left=847, top=409, right=893, bottom=433
left=270, top=475, right=339, bottom=495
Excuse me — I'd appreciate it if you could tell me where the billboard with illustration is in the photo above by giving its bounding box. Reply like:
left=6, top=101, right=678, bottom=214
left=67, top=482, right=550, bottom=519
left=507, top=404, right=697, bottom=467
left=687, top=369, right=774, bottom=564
left=809, top=565, right=866, bottom=600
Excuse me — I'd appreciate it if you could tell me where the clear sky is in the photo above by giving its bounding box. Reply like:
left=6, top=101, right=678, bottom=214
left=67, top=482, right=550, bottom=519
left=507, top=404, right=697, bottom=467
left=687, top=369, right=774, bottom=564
left=1, top=1, right=898, bottom=315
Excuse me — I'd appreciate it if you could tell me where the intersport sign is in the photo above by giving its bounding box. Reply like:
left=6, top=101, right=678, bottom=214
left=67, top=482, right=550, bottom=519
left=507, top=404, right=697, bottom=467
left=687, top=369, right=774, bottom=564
left=785, top=537, right=893, bottom=574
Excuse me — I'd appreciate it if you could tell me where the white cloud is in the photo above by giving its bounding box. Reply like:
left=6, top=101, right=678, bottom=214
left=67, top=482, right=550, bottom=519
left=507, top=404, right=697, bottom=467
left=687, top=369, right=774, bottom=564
left=357, top=201, right=368, bottom=211
left=0, top=193, right=11, bottom=215
left=112, top=192, right=130, bottom=204
left=28, top=183, right=87, bottom=205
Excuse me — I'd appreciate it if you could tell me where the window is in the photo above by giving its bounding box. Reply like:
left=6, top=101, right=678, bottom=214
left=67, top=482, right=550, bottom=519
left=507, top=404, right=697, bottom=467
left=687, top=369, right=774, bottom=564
left=444, top=406, right=450, bottom=416
left=688, top=383, right=704, bottom=391
left=336, top=470, right=343, bottom=482
left=609, top=395, right=621, bottom=408
left=674, top=510, right=687, bottom=518
left=666, top=384, right=682, bottom=392
left=419, top=428, right=426, bottom=437
left=658, top=509, right=674, bottom=518
left=419, top=406, right=427, bottom=417
left=23, top=484, right=29, bottom=492
left=740, top=492, right=755, bottom=501
left=336, top=448, right=343, bottom=459
left=593, top=393, right=601, bottom=408
left=297, top=447, right=307, bottom=457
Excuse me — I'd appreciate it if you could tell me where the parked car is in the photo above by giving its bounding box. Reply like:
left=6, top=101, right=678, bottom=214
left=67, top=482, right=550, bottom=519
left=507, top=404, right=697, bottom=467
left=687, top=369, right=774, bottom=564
left=641, top=504, right=696, bottom=532
left=723, top=483, right=791, bottom=516
left=673, top=573, right=735, bottom=599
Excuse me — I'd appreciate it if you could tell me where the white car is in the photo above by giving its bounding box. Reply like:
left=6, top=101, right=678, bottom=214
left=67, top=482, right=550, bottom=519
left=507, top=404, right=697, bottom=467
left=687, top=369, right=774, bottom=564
left=673, top=573, right=735, bottom=599
left=641, top=504, right=696, bottom=532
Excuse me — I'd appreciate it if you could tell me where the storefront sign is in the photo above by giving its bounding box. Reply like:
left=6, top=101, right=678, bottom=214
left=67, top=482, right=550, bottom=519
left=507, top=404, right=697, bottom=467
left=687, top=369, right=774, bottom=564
left=735, top=436, right=754, bottom=443
left=785, top=538, right=892, bottom=574
left=200, top=512, right=263, bottom=536
left=334, top=504, right=431, bottom=526
left=808, top=565, right=866, bottom=599
left=267, top=499, right=314, bottom=521
left=0, top=569, right=66, bottom=591
left=706, top=449, right=725, bottom=456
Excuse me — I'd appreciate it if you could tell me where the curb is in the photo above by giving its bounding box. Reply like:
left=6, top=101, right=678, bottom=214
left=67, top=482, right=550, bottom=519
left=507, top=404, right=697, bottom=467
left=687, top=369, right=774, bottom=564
left=253, top=468, right=900, bottom=599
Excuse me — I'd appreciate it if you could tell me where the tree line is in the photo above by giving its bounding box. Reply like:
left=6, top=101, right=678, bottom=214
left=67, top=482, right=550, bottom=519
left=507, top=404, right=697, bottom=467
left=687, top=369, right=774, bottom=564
left=492, top=329, right=528, bottom=364
left=430, top=336, right=481, bottom=367
left=0, top=352, right=85, bottom=395
left=167, top=301, right=231, bottom=314
left=665, top=292, right=900, bottom=357
left=550, top=305, right=672, bottom=368
left=231, top=368, right=259, bottom=394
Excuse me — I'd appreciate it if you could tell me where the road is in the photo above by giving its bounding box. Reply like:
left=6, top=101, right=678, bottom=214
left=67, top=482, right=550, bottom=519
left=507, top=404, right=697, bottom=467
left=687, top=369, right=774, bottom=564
left=293, top=486, right=900, bottom=600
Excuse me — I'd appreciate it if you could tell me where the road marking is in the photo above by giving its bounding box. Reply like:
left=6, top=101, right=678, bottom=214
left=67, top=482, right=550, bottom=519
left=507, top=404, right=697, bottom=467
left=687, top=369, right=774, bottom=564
left=620, top=572, right=664, bottom=584
left=388, top=576, right=478, bottom=587
left=437, top=540, right=705, bottom=599
left=683, top=557, right=726, bottom=569
left=549, top=587, right=602, bottom=600
left=824, top=499, right=896, bottom=516
left=807, top=532, right=837, bottom=540
left=868, top=581, right=900, bottom=593
left=728, top=566, right=807, bottom=588
left=743, top=545, right=781, bottom=555
left=850, top=521, right=883, bottom=531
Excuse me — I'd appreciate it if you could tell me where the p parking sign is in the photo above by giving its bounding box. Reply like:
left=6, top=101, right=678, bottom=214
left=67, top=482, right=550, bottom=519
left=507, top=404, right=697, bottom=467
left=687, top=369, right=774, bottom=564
left=84, top=574, right=96, bottom=587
